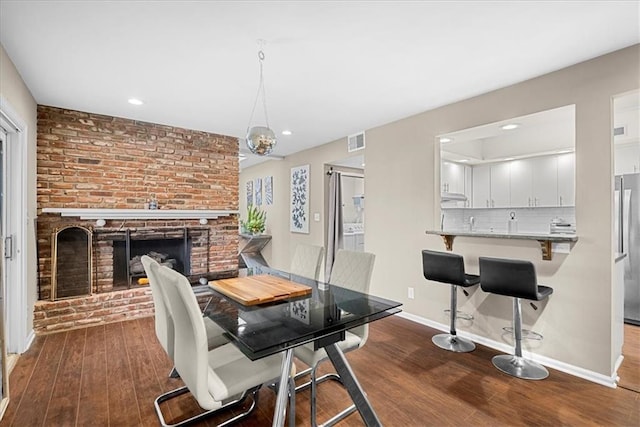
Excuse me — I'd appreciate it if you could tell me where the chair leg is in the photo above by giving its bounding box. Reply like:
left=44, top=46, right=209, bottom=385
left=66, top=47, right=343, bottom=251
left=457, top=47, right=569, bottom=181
left=154, top=385, right=259, bottom=427
left=492, top=297, right=549, bottom=380
left=432, top=285, right=476, bottom=352
left=294, top=363, right=355, bottom=427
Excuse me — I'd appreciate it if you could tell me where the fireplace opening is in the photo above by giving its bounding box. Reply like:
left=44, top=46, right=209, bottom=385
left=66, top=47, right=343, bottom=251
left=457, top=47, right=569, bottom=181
left=113, top=237, right=192, bottom=289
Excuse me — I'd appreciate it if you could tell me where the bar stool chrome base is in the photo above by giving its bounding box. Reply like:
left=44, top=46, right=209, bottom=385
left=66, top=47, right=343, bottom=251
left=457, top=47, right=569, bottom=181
left=492, top=354, right=549, bottom=380
left=432, top=333, right=476, bottom=353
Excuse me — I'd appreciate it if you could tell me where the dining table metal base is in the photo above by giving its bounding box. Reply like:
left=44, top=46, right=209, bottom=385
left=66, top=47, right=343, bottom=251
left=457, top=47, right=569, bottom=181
left=272, top=343, right=382, bottom=427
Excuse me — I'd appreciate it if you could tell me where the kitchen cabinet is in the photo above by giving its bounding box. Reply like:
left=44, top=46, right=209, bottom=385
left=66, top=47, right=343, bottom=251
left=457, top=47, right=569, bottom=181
left=491, top=163, right=511, bottom=207
left=472, top=164, right=491, bottom=208
left=510, top=157, right=558, bottom=207
left=615, top=143, right=640, bottom=175
left=472, top=163, right=509, bottom=208
left=442, top=161, right=471, bottom=207
left=557, top=153, right=575, bottom=206
left=474, top=154, right=574, bottom=208
left=441, top=162, right=469, bottom=195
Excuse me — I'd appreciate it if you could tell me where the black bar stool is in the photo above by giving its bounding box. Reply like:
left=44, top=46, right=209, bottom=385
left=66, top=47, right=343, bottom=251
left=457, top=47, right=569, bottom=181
left=422, top=250, right=479, bottom=352
left=479, top=256, right=553, bottom=380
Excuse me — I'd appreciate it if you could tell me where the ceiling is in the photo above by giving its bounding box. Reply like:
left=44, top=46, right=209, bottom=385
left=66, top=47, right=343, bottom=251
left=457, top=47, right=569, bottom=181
left=1, top=1, right=638, bottom=170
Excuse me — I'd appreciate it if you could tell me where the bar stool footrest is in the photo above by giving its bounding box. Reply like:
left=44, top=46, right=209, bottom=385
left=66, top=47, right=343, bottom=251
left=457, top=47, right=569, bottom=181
left=443, top=309, right=474, bottom=321
left=502, top=326, right=543, bottom=340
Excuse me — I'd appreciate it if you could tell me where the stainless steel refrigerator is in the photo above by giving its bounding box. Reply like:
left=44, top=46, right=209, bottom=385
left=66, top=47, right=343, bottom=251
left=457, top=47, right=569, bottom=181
left=615, top=173, right=640, bottom=325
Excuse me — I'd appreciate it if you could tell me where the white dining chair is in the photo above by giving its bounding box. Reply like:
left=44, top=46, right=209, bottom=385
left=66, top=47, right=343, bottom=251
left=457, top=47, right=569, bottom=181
left=290, top=244, right=324, bottom=280
left=293, top=249, right=375, bottom=426
left=152, top=263, right=284, bottom=427
left=141, top=255, right=228, bottom=378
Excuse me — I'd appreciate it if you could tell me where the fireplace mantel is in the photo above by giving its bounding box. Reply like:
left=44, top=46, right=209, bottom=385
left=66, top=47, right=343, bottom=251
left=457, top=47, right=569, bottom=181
left=42, top=208, right=238, bottom=221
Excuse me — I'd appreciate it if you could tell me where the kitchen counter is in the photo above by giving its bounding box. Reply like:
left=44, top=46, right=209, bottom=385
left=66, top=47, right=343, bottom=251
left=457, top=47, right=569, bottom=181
left=425, top=229, right=578, bottom=260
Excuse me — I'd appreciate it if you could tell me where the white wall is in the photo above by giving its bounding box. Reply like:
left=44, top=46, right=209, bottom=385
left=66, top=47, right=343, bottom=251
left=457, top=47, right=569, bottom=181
left=242, top=44, right=640, bottom=380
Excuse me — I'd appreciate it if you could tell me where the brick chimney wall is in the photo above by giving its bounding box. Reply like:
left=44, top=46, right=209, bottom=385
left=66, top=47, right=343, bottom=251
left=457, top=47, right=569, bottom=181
left=36, top=105, right=240, bottom=305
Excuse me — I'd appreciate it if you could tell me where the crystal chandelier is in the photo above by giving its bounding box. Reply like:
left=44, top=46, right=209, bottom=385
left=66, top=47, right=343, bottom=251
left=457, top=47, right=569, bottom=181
left=246, top=42, right=276, bottom=156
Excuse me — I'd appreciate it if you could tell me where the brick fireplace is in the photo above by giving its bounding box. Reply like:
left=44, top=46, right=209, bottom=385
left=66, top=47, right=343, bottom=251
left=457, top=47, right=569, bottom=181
left=34, top=106, right=240, bottom=333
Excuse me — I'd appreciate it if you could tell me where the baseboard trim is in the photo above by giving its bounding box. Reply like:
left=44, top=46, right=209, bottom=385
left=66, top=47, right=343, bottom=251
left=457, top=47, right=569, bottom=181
left=24, top=329, right=35, bottom=352
left=396, top=311, right=618, bottom=388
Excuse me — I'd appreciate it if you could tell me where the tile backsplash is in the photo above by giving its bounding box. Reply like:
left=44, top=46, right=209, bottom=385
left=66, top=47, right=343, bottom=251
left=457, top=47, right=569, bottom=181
left=442, top=207, right=576, bottom=234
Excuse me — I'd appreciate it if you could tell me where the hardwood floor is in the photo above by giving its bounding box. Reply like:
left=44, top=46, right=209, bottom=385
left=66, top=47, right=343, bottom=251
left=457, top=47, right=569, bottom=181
left=1, top=316, right=638, bottom=427
left=619, top=323, right=640, bottom=393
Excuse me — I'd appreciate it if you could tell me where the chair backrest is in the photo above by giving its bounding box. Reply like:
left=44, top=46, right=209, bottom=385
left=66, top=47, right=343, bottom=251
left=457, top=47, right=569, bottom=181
left=479, top=257, right=539, bottom=300
left=290, top=244, right=325, bottom=280
left=329, top=249, right=375, bottom=345
left=421, top=249, right=467, bottom=286
left=155, top=265, right=218, bottom=409
left=141, top=255, right=174, bottom=359
left=329, top=249, right=375, bottom=293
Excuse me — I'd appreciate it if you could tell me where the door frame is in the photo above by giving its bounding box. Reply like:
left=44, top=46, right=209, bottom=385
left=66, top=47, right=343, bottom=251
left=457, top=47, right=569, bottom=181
left=0, top=98, right=30, bottom=354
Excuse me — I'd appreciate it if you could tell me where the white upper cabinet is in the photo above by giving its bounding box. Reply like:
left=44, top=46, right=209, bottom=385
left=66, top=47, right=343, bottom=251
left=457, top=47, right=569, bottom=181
left=509, top=159, right=532, bottom=207
left=472, top=164, right=491, bottom=208
left=490, top=162, right=511, bottom=208
left=474, top=153, right=574, bottom=208
left=441, top=161, right=465, bottom=194
left=615, top=144, right=640, bottom=175
left=472, top=163, right=510, bottom=208
left=531, top=156, right=559, bottom=207
left=557, top=153, right=575, bottom=206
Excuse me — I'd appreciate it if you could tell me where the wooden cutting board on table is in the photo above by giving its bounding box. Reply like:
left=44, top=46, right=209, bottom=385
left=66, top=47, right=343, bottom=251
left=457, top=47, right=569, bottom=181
left=209, top=274, right=312, bottom=306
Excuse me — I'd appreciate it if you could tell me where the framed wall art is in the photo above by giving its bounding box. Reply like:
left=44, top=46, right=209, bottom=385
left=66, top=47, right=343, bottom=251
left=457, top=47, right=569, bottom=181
left=290, top=164, right=309, bottom=233
left=265, top=175, right=273, bottom=205
left=255, top=177, right=262, bottom=206
left=246, top=180, right=253, bottom=206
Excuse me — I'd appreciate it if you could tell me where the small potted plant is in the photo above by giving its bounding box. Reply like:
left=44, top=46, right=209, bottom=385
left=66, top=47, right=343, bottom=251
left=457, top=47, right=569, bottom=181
left=241, top=205, right=266, bottom=235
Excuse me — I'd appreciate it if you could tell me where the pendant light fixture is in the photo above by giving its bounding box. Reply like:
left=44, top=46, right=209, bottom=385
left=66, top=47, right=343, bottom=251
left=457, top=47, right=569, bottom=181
left=246, top=41, right=277, bottom=156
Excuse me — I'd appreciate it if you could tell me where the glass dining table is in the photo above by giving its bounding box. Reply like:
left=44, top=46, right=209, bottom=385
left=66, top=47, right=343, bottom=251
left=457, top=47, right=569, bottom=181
left=203, top=267, right=403, bottom=427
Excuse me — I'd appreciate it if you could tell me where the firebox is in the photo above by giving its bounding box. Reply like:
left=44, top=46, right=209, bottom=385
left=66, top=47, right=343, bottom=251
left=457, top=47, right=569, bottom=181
left=112, top=231, right=192, bottom=289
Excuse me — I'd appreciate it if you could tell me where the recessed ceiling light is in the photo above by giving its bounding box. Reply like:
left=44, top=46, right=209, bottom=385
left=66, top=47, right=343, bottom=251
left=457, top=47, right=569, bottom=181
left=500, top=123, right=519, bottom=130
left=361, top=163, right=366, bottom=167
left=128, top=98, right=144, bottom=105
left=282, top=130, right=292, bottom=136
left=439, top=137, right=452, bottom=143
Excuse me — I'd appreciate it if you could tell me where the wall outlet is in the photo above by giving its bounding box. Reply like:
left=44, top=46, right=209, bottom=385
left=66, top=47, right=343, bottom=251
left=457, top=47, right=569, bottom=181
left=313, top=212, right=320, bottom=222
left=408, top=287, right=415, bottom=299
left=552, top=242, right=571, bottom=254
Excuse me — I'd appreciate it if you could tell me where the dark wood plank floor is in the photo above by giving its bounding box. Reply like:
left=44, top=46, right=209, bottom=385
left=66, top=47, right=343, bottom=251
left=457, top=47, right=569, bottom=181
left=1, top=315, right=638, bottom=426
left=619, top=323, right=640, bottom=393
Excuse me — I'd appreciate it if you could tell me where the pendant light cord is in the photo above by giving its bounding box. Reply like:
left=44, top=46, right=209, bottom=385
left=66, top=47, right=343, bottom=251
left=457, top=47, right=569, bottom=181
left=246, top=49, right=270, bottom=133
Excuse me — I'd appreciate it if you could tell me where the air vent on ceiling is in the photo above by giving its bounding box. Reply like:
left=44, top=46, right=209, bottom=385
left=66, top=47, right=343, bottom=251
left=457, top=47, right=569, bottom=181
left=613, top=126, right=626, bottom=137
left=347, top=132, right=365, bottom=152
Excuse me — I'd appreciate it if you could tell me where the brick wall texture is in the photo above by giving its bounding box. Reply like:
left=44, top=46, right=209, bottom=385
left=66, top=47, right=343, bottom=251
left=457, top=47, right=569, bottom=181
left=36, top=105, right=240, bottom=332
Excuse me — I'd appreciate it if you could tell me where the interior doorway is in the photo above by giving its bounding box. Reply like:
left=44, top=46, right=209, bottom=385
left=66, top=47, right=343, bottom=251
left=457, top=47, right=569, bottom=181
left=326, top=154, right=366, bottom=252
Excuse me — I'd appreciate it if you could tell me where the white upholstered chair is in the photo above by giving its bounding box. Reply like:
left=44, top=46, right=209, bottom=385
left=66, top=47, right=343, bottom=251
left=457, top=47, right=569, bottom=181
left=293, top=249, right=375, bottom=426
left=290, top=244, right=324, bottom=280
left=141, top=255, right=227, bottom=378
left=153, top=264, right=284, bottom=427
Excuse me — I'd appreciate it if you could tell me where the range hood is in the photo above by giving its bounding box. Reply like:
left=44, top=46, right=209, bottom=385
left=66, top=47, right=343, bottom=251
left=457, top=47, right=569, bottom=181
left=441, top=192, right=467, bottom=201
